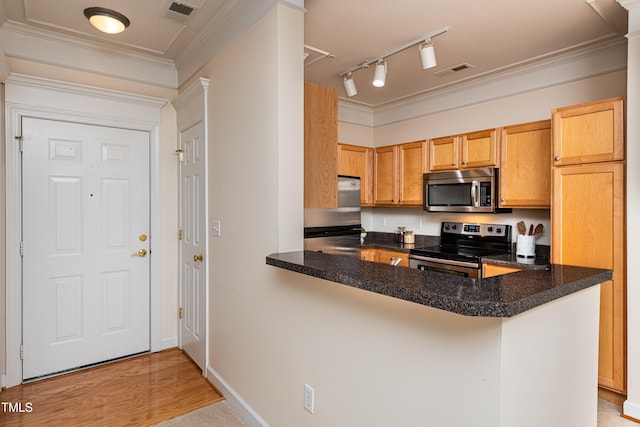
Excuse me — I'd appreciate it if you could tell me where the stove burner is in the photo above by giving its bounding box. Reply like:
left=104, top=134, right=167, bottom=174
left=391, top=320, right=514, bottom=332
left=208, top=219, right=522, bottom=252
left=409, top=221, right=513, bottom=274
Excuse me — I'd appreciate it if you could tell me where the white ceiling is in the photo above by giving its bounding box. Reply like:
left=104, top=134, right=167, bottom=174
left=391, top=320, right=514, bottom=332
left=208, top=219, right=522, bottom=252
left=0, top=0, right=231, bottom=58
left=0, top=0, right=629, bottom=102
left=304, top=0, right=628, bottom=106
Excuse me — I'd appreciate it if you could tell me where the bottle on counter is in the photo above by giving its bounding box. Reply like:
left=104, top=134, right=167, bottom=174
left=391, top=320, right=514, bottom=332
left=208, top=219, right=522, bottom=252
left=396, top=226, right=406, bottom=242
left=403, top=230, right=415, bottom=244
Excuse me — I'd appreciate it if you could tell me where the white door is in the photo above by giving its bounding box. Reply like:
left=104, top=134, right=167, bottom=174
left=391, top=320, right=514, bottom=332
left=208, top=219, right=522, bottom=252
left=22, top=117, right=151, bottom=380
left=179, top=121, right=206, bottom=371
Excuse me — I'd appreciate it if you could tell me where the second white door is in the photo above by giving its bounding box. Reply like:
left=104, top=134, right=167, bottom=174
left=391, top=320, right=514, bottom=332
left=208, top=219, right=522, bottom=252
left=179, top=121, right=206, bottom=371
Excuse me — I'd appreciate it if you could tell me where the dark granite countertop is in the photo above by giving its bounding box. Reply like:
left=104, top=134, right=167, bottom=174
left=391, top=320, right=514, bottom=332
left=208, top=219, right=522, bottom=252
left=266, top=250, right=611, bottom=318
left=481, top=253, right=551, bottom=270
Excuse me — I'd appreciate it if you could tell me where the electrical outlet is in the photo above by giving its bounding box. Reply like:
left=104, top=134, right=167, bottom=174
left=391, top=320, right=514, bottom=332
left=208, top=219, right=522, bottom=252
left=304, top=384, right=315, bottom=414
left=380, top=216, right=386, bottom=227
left=416, top=218, right=423, bottom=228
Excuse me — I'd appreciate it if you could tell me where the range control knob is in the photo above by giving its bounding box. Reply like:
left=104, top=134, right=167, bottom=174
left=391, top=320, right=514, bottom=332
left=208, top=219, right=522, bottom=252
left=487, top=226, right=494, bottom=232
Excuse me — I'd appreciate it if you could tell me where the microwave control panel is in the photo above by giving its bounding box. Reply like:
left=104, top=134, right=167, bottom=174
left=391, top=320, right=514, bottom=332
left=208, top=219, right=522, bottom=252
left=479, top=182, right=492, bottom=206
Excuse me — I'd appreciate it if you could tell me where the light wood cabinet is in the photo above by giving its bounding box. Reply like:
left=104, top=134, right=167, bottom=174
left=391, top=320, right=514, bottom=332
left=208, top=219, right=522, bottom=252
left=374, top=145, right=397, bottom=205
left=374, top=141, right=426, bottom=206
left=499, top=120, right=551, bottom=208
left=429, top=129, right=498, bottom=171
left=552, top=97, right=624, bottom=166
left=338, top=143, right=374, bottom=206
left=376, top=249, right=410, bottom=267
left=551, top=97, right=626, bottom=395
left=360, top=248, right=379, bottom=262
left=360, top=248, right=409, bottom=267
left=304, top=81, right=338, bottom=208
left=552, top=162, right=625, bottom=393
left=482, top=264, right=522, bottom=278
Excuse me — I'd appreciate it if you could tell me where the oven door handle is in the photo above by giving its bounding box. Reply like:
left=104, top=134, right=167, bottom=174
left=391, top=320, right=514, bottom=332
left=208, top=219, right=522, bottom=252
left=409, top=255, right=479, bottom=269
left=470, top=180, right=478, bottom=207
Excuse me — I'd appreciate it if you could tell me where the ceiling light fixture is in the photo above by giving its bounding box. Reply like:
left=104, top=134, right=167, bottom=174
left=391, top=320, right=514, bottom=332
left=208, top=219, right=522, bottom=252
left=419, top=39, right=437, bottom=70
left=372, top=60, right=387, bottom=87
left=339, top=26, right=448, bottom=97
left=84, top=7, right=130, bottom=34
left=343, top=72, right=358, bottom=97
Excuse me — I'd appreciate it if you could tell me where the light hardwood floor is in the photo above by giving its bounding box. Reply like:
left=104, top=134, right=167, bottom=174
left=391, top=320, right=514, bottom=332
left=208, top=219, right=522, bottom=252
left=0, top=348, right=223, bottom=426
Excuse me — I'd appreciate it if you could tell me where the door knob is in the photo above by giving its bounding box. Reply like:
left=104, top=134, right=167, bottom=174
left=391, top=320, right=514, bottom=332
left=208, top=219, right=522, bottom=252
left=193, top=254, right=204, bottom=262
left=132, top=249, right=148, bottom=257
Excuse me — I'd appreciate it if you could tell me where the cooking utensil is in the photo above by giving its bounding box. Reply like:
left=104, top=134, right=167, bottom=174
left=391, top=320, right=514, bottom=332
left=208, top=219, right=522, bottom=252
left=533, top=223, right=544, bottom=236
left=517, top=221, right=526, bottom=235
left=528, top=224, right=534, bottom=235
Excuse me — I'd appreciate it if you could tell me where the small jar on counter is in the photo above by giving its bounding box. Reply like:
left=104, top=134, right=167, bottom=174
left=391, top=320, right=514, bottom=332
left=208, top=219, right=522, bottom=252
left=403, top=230, right=415, bottom=244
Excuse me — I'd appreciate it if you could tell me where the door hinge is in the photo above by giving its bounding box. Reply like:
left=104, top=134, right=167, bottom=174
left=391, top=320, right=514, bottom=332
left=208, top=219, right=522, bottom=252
left=178, top=229, right=183, bottom=241
left=20, top=345, right=24, bottom=360
left=178, top=307, right=184, bottom=319
left=175, top=149, right=184, bottom=162
left=19, top=241, right=24, bottom=257
left=15, top=136, right=24, bottom=152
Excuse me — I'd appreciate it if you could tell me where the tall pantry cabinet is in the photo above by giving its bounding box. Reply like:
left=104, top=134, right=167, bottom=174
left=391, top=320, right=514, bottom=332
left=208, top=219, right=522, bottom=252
left=551, top=97, right=626, bottom=395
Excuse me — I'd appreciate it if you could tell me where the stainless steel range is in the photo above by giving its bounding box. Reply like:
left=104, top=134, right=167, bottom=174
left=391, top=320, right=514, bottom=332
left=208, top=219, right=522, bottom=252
left=409, top=221, right=512, bottom=278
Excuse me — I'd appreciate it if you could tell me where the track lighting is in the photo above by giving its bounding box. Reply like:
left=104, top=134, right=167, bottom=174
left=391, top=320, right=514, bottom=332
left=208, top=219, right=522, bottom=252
left=343, top=73, right=357, bottom=97
left=372, top=60, right=387, bottom=87
left=339, top=27, right=448, bottom=97
left=419, top=40, right=437, bottom=70
left=84, top=7, right=130, bottom=34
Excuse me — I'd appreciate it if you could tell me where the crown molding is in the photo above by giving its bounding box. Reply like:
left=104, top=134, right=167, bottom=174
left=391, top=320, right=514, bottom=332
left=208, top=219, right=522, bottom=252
left=5, top=73, right=166, bottom=108
left=339, top=37, right=627, bottom=127
left=0, top=20, right=178, bottom=88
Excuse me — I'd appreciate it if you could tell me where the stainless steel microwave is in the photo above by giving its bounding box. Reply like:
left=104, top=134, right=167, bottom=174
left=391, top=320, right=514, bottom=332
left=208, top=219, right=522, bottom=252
left=423, top=168, right=511, bottom=213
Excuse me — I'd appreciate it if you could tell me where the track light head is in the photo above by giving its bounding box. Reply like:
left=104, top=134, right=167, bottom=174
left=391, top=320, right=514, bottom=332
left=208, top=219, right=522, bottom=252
left=419, top=40, right=437, bottom=70
left=343, top=73, right=357, bottom=97
left=372, top=60, right=387, bottom=88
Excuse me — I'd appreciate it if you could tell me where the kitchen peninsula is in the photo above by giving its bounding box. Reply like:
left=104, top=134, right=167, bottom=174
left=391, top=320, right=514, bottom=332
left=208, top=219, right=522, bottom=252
left=267, top=251, right=611, bottom=427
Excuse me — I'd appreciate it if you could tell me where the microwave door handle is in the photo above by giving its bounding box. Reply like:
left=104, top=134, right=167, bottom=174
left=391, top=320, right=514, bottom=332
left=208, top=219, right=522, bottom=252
left=471, top=181, right=478, bottom=207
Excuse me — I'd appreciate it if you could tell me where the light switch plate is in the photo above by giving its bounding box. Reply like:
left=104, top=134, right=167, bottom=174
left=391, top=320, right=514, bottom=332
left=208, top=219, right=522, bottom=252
left=212, top=220, right=221, bottom=237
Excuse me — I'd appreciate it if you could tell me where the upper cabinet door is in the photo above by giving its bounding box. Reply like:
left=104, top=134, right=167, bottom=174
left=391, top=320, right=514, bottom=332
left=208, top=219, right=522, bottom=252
left=499, top=120, right=551, bottom=208
left=552, top=97, right=624, bottom=166
left=429, top=136, right=459, bottom=171
left=461, top=128, right=498, bottom=169
left=398, top=141, right=427, bottom=206
left=374, top=145, right=397, bottom=205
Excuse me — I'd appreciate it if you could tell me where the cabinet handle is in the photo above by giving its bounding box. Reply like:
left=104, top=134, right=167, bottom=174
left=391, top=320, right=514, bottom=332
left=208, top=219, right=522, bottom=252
left=500, top=198, right=505, bottom=202
left=554, top=156, right=560, bottom=161
left=452, top=162, right=456, bottom=166
left=461, top=161, right=466, bottom=165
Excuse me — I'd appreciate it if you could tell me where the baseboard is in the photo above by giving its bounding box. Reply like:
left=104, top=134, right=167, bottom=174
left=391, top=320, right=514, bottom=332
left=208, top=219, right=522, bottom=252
left=623, top=400, right=640, bottom=422
left=206, top=365, right=269, bottom=427
left=161, top=336, right=178, bottom=350
left=598, top=387, right=626, bottom=405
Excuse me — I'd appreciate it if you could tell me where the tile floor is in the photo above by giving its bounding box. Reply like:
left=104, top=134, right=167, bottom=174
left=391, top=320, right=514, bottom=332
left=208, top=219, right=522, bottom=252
left=599, top=399, right=639, bottom=426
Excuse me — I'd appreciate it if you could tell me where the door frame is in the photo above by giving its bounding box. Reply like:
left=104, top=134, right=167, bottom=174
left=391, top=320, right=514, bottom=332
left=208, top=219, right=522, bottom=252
left=3, top=74, right=167, bottom=387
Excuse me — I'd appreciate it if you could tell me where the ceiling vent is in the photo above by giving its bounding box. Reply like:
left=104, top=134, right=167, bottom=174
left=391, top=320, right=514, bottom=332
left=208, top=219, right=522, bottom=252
left=163, top=1, right=196, bottom=23
left=434, top=63, right=474, bottom=77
